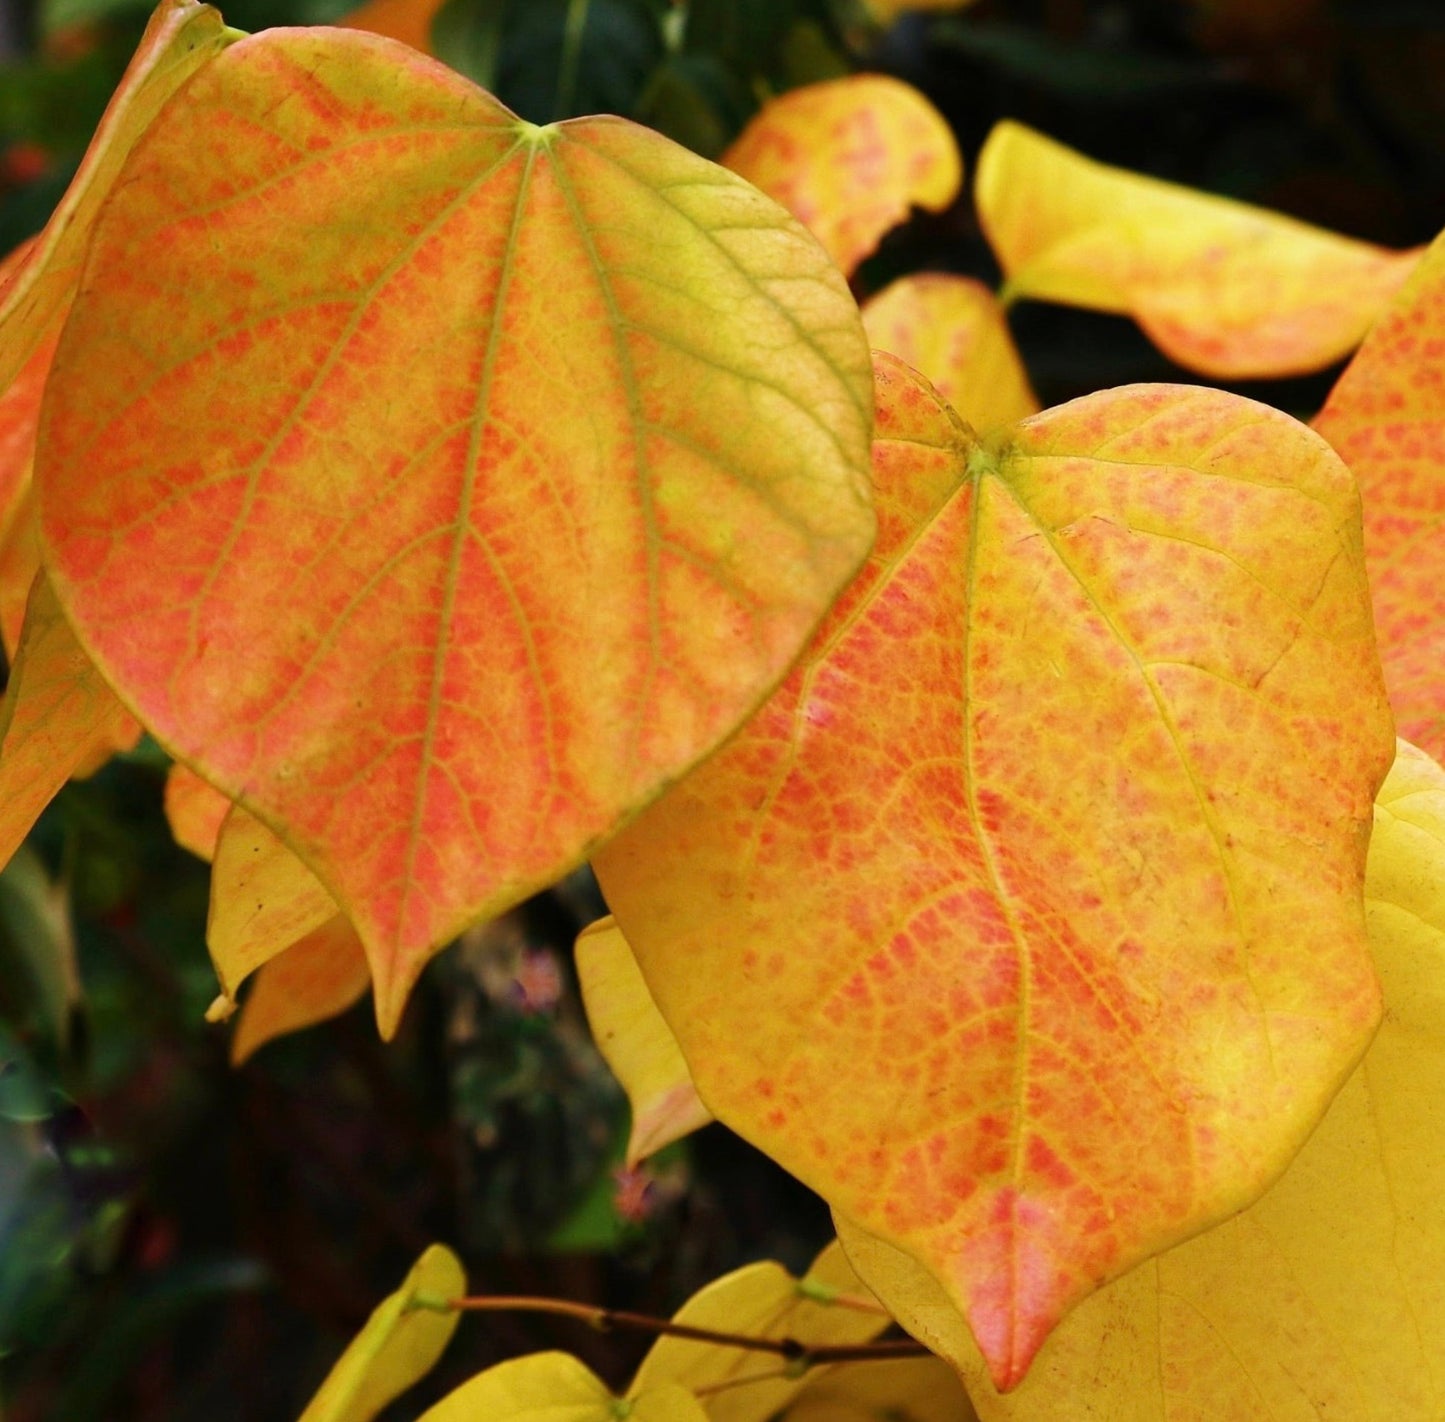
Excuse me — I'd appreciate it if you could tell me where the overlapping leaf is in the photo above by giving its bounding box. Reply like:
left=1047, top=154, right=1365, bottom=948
left=0, top=573, right=140, bottom=871
left=35, top=27, right=875, bottom=1035
left=299, top=1243, right=464, bottom=1422
left=784, top=1356, right=978, bottom=1421
left=594, top=354, right=1394, bottom=1388
left=722, top=76, right=961, bottom=276
left=1315, top=226, right=1445, bottom=758
left=164, top=762, right=231, bottom=861
left=861, top=274, right=1038, bottom=432
left=576, top=914, right=713, bottom=1163
left=836, top=739, right=1445, bottom=1420
left=975, top=119, right=1421, bottom=378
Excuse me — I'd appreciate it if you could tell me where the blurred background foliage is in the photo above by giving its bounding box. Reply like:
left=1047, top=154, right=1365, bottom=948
left=2, top=1, right=1445, bottom=1418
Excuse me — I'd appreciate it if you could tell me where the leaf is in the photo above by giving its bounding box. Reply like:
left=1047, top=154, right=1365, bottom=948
left=860, top=275, right=1038, bottom=433
left=341, top=0, right=445, bottom=54
left=230, top=915, right=371, bottom=1063
left=975, top=119, right=1422, bottom=378
left=593, top=354, right=1395, bottom=1388
left=163, top=762, right=231, bottom=862
left=783, top=1356, right=979, bottom=1422
left=0, top=573, right=140, bottom=872
left=0, top=844, right=79, bottom=1052
left=36, top=27, right=875, bottom=1037
left=836, top=738, right=1445, bottom=1421
left=1314, top=226, right=1445, bottom=759
left=863, top=0, right=979, bottom=21
left=207, top=805, right=340, bottom=998
left=722, top=76, right=961, bottom=277
left=576, top=914, right=713, bottom=1164
left=629, top=1240, right=891, bottom=1421
left=0, top=319, right=54, bottom=658
left=0, top=0, right=239, bottom=390
left=299, top=1243, right=465, bottom=1422
left=418, top=1352, right=707, bottom=1422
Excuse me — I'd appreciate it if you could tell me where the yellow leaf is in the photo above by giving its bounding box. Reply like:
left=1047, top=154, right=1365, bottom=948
left=418, top=1352, right=707, bottom=1422
left=864, top=0, right=979, bottom=19
left=975, top=119, right=1421, bottom=378
left=299, top=1243, right=464, bottom=1422
left=837, top=739, right=1445, bottom=1418
left=208, top=805, right=340, bottom=998
left=0, top=573, right=139, bottom=870
left=576, top=915, right=713, bottom=1164
left=629, top=1240, right=891, bottom=1421
left=784, top=1356, right=978, bottom=1422
left=723, top=76, right=960, bottom=276
left=595, top=356, right=1394, bottom=1388
left=861, top=275, right=1038, bottom=432
left=231, top=916, right=371, bottom=1064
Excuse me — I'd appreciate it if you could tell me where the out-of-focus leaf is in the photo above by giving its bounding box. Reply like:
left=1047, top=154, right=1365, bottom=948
left=723, top=75, right=961, bottom=276
left=576, top=914, right=712, bottom=1164
left=38, top=27, right=875, bottom=1037
left=595, top=355, right=1393, bottom=1388
left=0, top=845, right=77, bottom=1052
left=976, top=119, right=1421, bottom=378
left=861, top=274, right=1038, bottom=432
left=864, top=0, right=978, bottom=20
left=299, top=1244, right=465, bottom=1422
left=783, top=1355, right=979, bottom=1421
left=629, top=1240, right=891, bottom=1421
left=0, top=573, right=140, bottom=874
left=838, top=738, right=1445, bottom=1420
left=230, top=915, right=370, bottom=1063
left=163, top=762, right=231, bottom=862
left=207, top=806, right=338, bottom=998
left=341, top=0, right=446, bottom=53
left=419, top=1352, right=707, bottom=1421
left=1314, top=226, right=1445, bottom=759
left=0, top=0, right=238, bottom=391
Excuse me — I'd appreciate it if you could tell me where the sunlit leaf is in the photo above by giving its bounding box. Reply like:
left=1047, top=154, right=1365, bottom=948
left=299, top=1243, right=464, bottom=1422
left=208, top=805, right=340, bottom=999
left=722, top=75, right=961, bottom=276
left=576, top=914, right=713, bottom=1164
left=629, top=1240, right=891, bottom=1421
left=1314, top=226, right=1445, bottom=759
left=838, top=738, right=1445, bottom=1420
left=594, top=354, right=1394, bottom=1388
left=418, top=1352, right=708, bottom=1422
left=860, top=274, right=1038, bottom=432
left=975, top=119, right=1421, bottom=378
left=783, top=1355, right=978, bottom=1422
left=0, top=573, right=140, bottom=871
left=231, top=915, right=371, bottom=1063
left=36, top=27, right=875, bottom=1037
left=164, top=762, right=231, bottom=862
left=0, top=320, right=53, bottom=657
left=0, top=0, right=238, bottom=389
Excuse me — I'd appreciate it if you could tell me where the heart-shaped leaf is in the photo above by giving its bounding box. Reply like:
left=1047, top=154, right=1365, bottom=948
left=1315, top=226, right=1445, bottom=758
left=594, top=354, right=1393, bottom=1387
left=722, top=75, right=961, bottom=276
left=976, top=119, right=1421, bottom=378
left=837, top=739, right=1445, bottom=1420
left=36, top=27, right=875, bottom=1035
left=861, top=274, right=1038, bottom=432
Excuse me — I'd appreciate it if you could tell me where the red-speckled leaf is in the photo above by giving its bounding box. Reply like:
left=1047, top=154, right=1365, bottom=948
left=36, top=27, right=875, bottom=1035
left=0, top=321, right=53, bottom=657
left=0, top=0, right=238, bottom=389
left=861, top=274, right=1038, bottom=433
left=0, top=573, right=140, bottom=869
left=231, top=915, right=371, bottom=1063
left=1315, top=227, right=1445, bottom=759
left=723, top=76, right=961, bottom=277
left=594, top=354, right=1393, bottom=1388
left=976, top=120, right=1421, bottom=379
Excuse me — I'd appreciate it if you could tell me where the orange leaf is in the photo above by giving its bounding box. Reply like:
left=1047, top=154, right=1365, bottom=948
left=339, top=0, right=443, bottom=54
left=0, top=323, right=54, bottom=657
left=208, top=805, right=341, bottom=998
left=164, top=762, right=232, bottom=861
left=0, top=573, right=140, bottom=869
left=231, top=916, right=371, bottom=1064
left=1315, top=226, right=1445, bottom=759
left=723, top=76, right=961, bottom=277
left=594, top=354, right=1393, bottom=1388
left=0, top=0, right=237, bottom=390
left=36, top=28, right=875, bottom=1036
left=861, top=274, right=1038, bottom=432
left=975, top=119, right=1421, bottom=378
